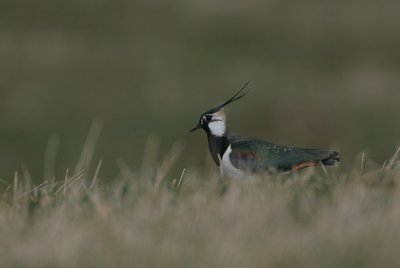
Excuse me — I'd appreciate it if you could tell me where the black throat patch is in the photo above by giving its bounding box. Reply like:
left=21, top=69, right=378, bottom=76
left=206, top=132, right=230, bottom=166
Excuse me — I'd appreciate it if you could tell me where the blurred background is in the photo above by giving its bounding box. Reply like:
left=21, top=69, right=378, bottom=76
left=1, top=0, right=400, bottom=181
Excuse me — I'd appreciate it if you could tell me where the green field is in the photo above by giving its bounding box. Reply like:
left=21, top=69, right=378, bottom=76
left=1, top=0, right=400, bottom=180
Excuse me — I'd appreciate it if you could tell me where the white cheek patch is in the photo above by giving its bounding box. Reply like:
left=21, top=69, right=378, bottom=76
left=208, top=120, right=226, bottom=137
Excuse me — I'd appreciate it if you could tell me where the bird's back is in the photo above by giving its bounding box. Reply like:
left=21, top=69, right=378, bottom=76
left=226, top=134, right=339, bottom=173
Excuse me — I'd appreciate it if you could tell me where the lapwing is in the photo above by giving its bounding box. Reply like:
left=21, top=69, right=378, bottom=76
left=190, top=82, right=340, bottom=177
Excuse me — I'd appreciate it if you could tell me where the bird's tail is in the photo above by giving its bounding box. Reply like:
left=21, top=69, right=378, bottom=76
left=319, top=151, right=340, bottom=166
left=291, top=149, right=340, bottom=171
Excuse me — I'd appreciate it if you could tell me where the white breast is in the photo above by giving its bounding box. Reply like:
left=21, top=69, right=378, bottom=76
left=221, top=145, right=245, bottom=177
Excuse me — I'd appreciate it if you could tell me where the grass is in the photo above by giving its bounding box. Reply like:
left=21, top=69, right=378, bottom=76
left=1, top=139, right=400, bottom=268
left=2, top=1, right=400, bottom=266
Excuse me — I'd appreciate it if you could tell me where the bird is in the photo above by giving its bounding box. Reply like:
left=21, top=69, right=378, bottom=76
left=190, top=82, right=340, bottom=177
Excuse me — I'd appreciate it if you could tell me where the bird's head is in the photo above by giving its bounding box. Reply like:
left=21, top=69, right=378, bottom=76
left=190, top=82, right=250, bottom=137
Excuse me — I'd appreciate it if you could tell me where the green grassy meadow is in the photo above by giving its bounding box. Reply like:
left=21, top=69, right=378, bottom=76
left=1, top=0, right=400, bottom=267
left=1, top=0, right=400, bottom=180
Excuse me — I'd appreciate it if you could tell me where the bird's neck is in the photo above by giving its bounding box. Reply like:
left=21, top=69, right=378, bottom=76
left=206, top=131, right=230, bottom=166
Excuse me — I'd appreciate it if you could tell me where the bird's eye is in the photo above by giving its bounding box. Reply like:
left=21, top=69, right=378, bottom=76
left=205, top=115, right=212, bottom=121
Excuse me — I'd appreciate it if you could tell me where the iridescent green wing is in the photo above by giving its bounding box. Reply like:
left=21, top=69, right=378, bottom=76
left=230, top=139, right=339, bottom=172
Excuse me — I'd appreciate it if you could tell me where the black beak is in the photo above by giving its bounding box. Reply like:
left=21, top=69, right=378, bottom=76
left=190, top=123, right=201, bottom=132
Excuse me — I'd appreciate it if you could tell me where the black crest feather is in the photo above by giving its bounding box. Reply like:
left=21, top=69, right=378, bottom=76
left=217, top=81, right=250, bottom=109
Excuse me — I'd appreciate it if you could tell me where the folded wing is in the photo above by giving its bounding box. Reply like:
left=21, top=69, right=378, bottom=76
left=229, top=139, right=340, bottom=173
